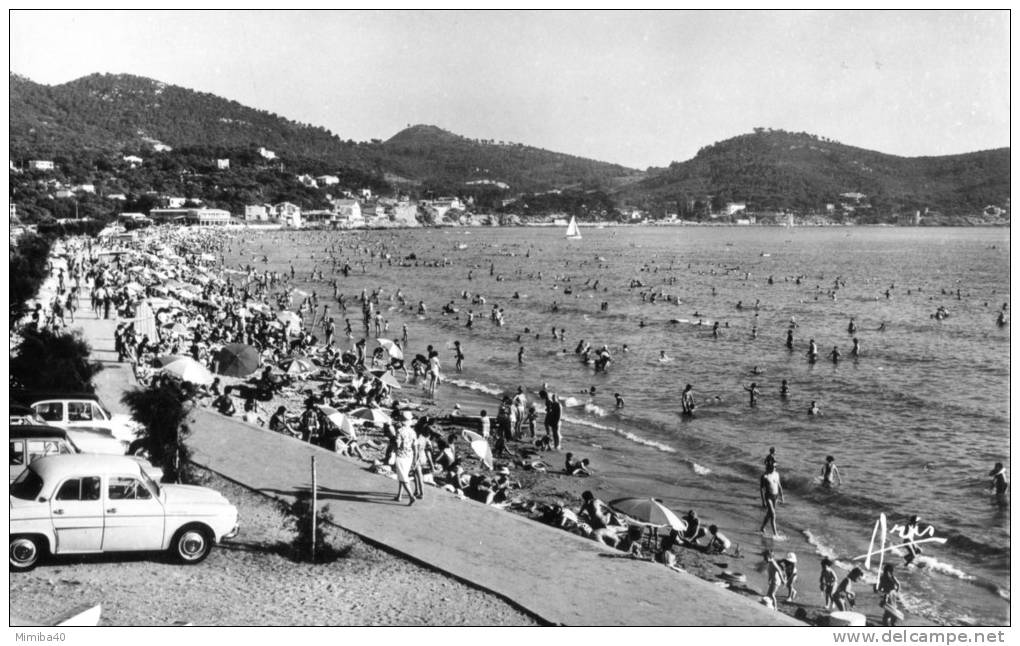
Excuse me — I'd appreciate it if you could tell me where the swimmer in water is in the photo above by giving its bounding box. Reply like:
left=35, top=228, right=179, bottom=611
left=659, top=350, right=670, bottom=362
left=744, top=382, right=760, bottom=406
left=808, top=401, right=820, bottom=415
left=829, top=346, right=841, bottom=363
left=614, top=393, right=625, bottom=409
left=807, top=339, right=818, bottom=362
left=821, top=455, right=841, bottom=487
left=780, top=380, right=789, bottom=398
left=989, top=462, right=1008, bottom=500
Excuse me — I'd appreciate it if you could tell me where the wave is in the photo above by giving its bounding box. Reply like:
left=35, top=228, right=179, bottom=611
left=691, top=462, right=712, bottom=475
left=444, top=377, right=504, bottom=397
left=562, top=414, right=677, bottom=454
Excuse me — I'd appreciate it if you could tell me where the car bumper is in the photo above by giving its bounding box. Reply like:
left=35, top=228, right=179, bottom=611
left=223, top=524, right=239, bottom=540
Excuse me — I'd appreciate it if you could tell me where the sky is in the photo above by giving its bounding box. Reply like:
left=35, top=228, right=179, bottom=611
left=8, top=10, right=1011, bottom=169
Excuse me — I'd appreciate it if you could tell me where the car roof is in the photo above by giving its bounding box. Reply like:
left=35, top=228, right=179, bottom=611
left=15, top=391, right=103, bottom=404
left=9, top=425, right=71, bottom=440
left=30, top=454, right=143, bottom=479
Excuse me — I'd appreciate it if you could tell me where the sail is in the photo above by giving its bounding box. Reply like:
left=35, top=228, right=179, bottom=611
left=565, top=216, right=582, bottom=239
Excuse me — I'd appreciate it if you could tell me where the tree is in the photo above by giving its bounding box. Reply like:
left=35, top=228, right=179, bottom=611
left=121, top=380, right=196, bottom=484
left=11, top=327, right=103, bottom=392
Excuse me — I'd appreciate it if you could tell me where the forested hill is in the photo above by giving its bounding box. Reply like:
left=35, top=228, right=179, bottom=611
left=378, top=124, right=644, bottom=194
left=621, top=129, right=1010, bottom=217
left=9, top=73, right=642, bottom=194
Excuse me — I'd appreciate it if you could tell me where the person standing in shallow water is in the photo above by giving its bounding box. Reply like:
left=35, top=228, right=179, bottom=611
left=759, top=462, right=784, bottom=537
left=744, top=382, right=760, bottom=406
left=681, top=384, right=696, bottom=415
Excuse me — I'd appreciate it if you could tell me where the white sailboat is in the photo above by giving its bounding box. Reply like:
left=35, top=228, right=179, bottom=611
left=565, top=216, right=582, bottom=239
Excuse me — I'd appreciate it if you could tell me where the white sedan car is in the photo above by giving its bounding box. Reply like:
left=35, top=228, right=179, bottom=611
left=10, top=454, right=238, bottom=571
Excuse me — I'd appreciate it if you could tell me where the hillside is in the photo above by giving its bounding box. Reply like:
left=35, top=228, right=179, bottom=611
left=620, top=129, right=1010, bottom=218
left=9, top=73, right=641, bottom=195
left=378, top=124, right=643, bottom=194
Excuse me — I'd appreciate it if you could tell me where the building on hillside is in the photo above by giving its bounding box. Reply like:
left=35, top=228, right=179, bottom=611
left=316, top=175, right=340, bottom=186
left=258, top=147, right=277, bottom=160
left=106, top=193, right=127, bottom=201
left=839, top=192, right=867, bottom=203
left=73, top=184, right=96, bottom=194
left=149, top=207, right=231, bottom=226
left=55, top=189, right=74, bottom=199
left=466, top=179, right=511, bottom=190
left=160, top=196, right=187, bottom=208
left=388, top=202, right=419, bottom=227
left=296, top=174, right=318, bottom=188
left=303, top=210, right=334, bottom=225
left=244, top=204, right=273, bottom=221
left=331, top=199, right=362, bottom=225
left=725, top=202, right=747, bottom=216
left=29, top=160, right=55, bottom=171
left=273, top=202, right=302, bottom=227
left=123, top=155, right=143, bottom=166
left=152, top=143, right=173, bottom=153
left=216, top=158, right=230, bottom=169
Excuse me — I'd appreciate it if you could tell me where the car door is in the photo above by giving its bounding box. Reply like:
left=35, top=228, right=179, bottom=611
left=102, top=475, right=165, bottom=551
left=50, top=476, right=105, bottom=553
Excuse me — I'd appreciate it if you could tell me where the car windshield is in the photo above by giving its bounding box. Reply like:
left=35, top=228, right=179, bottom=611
left=138, top=467, right=161, bottom=498
left=10, top=469, right=44, bottom=500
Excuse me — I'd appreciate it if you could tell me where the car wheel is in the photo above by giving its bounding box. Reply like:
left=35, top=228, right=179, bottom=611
left=171, top=526, right=213, bottom=565
left=10, top=535, right=43, bottom=572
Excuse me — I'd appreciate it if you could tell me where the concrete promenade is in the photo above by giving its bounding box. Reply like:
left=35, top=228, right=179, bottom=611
left=74, top=302, right=799, bottom=626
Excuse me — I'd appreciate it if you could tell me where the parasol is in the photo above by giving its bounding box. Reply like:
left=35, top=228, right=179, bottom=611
left=607, top=497, right=687, bottom=531
left=159, top=356, right=214, bottom=385
left=376, top=338, right=403, bottom=360
left=461, top=429, right=494, bottom=470
left=213, top=343, right=261, bottom=377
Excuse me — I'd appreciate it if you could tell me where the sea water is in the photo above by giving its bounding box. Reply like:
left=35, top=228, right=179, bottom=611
left=226, top=225, right=1010, bottom=625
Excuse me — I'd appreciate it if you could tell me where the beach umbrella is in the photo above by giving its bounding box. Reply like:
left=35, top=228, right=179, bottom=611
left=123, top=281, right=145, bottom=294
left=213, top=343, right=261, bottom=377
left=316, top=405, right=357, bottom=439
left=160, top=356, right=214, bottom=385
left=461, top=430, right=494, bottom=470
left=375, top=372, right=402, bottom=390
left=607, top=497, right=687, bottom=531
left=376, top=338, right=403, bottom=360
left=281, top=356, right=316, bottom=375
left=277, top=311, right=302, bottom=326
left=155, top=354, right=190, bottom=367
left=348, top=407, right=392, bottom=425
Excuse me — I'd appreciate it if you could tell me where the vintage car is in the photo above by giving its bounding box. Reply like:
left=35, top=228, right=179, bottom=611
left=10, top=454, right=238, bottom=571
left=15, top=392, right=143, bottom=445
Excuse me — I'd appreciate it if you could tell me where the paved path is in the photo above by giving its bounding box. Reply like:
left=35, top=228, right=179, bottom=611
left=75, top=296, right=798, bottom=626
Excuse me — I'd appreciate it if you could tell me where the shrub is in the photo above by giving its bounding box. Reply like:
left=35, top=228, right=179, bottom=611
left=121, top=380, right=197, bottom=484
left=284, top=494, right=350, bottom=563
left=10, top=327, right=103, bottom=392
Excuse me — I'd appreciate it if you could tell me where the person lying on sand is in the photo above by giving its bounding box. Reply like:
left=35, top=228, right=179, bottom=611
left=564, top=452, right=591, bottom=476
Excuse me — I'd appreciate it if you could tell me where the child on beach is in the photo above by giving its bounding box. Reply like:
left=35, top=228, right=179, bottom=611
left=744, top=382, right=760, bottom=406
left=833, top=567, right=864, bottom=611
left=479, top=410, right=490, bottom=439
left=525, top=404, right=537, bottom=438
left=819, top=558, right=837, bottom=609
left=762, top=550, right=787, bottom=609
left=778, top=552, right=798, bottom=602
left=704, top=525, right=731, bottom=555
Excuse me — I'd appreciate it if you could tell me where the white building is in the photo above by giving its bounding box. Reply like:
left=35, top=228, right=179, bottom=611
left=244, top=204, right=272, bottom=221
left=123, top=155, right=143, bottom=166
left=725, top=202, right=747, bottom=216
left=149, top=207, right=231, bottom=226
left=331, top=198, right=362, bottom=224
left=73, top=184, right=96, bottom=194
left=163, top=196, right=188, bottom=208
left=258, top=147, right=277, bottom=160
left=216, top=159, right=230, bottom=169
left=29, top=160, right=55, bottom=171
left=152, top=143, right=173, bottom=153
left=316, top=175, right=340, bottom=186
left=106, top=193, right=127, bottom=201
left=273, top=202, right=302, bottom=228
left=296, top=174, right=318, bottom=188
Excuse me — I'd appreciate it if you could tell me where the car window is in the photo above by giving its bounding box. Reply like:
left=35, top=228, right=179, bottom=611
left=10, top=469, right=44, bottom=500
left=68, top=402, right=93, bottom=422
left=56, top=477, right=102, bottom=501
left=10, top=440, right=25, bottom=465
left=35, top=402, right=64, bottom=422
left=26, top=439, right=66, bottom=463
left=91, top=403, right=110, bottom=421
left=108, top=476, right=152, bottom=500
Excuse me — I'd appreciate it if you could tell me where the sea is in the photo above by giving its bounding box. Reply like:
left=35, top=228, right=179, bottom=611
left=223, top=224, right=1010, bottom=625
